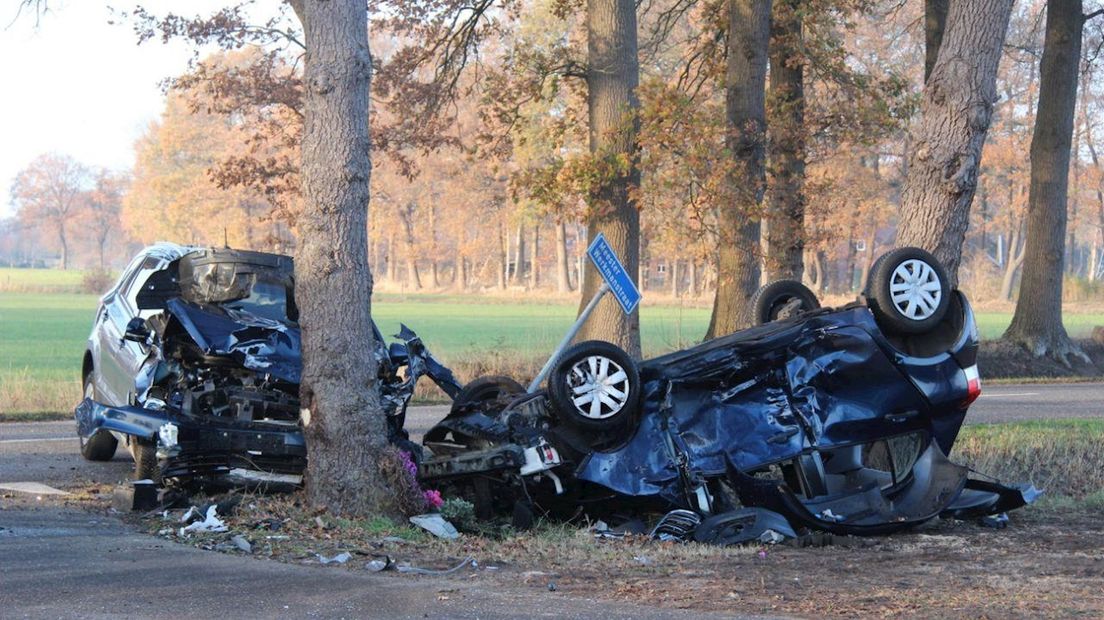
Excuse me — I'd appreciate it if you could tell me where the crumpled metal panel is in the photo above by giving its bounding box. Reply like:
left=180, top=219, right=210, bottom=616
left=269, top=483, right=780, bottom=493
left=165, top=298, right=302, bottom=384
left=577, top=305, right=966, bottom=502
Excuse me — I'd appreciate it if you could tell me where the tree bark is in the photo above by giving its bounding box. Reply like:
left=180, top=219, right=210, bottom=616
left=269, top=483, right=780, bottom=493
left=576, top=0, right=643, bottom=357
left=555, top=221, right=572, bottom=292
left=57, top=223, right=69, bottom=270
left=670, top=259, right=680, bottom=297
left=513, top=222, right=526, bottom=286
left=924, top=0, right=949, bottom=83
left=896, top=0, right=1014, bottom=285
left=529, top=223, right=540, bottom=289
left=289, top=0, right=400, bottom=517
left=706, top=0, right=770, bottom=338
left=1000, top=219, right=1025, bottom=301
left=1004, top=0, right=1089, bottom=364
left=765, top=0, right=805, bottom=281
left=497, top=220, right=508, bottom=290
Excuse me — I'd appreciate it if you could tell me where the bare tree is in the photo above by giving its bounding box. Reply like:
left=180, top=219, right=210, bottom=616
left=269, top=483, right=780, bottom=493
left=286, top=0, right=402, bottom=516
left=10, top=153, right=90, bottom=270
left=706, top=0, right=771, bottom=338
left=84, top=170, right=126, bottom=271
left=896, top=0, right=1015, bottom=284
left=1004, top=0, right=1100, bottom=363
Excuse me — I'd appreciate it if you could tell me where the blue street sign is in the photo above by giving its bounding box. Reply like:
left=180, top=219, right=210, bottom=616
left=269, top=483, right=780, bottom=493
left=587, top=232, right=642, bottom=315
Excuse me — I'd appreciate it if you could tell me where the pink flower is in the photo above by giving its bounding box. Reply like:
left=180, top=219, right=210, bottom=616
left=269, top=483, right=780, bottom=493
left=424, top=489, right=444, bottom=510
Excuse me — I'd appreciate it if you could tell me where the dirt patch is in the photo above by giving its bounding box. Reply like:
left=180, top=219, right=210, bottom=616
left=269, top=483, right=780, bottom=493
left=979, top=338, right=1104, bottom=380
left=82, top=488, right=1099, bottom=619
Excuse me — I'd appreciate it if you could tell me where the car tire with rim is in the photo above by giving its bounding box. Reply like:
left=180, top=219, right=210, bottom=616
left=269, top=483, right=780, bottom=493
left=751, top=280, right=820, bottom=324
left=865, top=247, right=951, bottom=335
left=78, top=376, right=117, bottom=461
left=132, top=440, right=162, bottom=485
left=548, top=340, right=640, bottom=432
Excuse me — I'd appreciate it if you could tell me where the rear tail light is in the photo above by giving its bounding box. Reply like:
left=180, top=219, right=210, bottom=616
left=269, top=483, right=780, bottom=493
left=961, top=364, right=981, bottom=409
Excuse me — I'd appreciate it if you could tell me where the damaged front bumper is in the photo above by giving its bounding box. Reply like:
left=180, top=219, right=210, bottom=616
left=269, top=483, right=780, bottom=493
left=75, top=398, right=306, bottom=481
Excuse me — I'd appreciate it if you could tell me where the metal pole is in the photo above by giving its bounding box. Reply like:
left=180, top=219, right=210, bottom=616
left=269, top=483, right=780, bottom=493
left=527, top=282, right=610, bottom=393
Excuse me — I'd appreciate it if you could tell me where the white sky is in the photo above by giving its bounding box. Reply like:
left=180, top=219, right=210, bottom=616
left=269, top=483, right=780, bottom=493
left=0, top=1, right=278, bottom=218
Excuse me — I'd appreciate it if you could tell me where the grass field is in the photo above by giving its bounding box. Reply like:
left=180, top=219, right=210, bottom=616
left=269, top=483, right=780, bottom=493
left=4, top=267, right=1104, bottom=417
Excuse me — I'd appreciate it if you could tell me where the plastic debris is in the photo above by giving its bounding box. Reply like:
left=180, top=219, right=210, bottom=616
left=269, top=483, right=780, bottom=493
left=979, top=512, right=1009, bottom=529
left=317, top=552, right=352, bottom=565
left=396, top=556, right=475, bottom=575
left=409, top=514, right=460, bottom=539
left=649, top=509, right=702, bottom=542
left=231, top=534, right=252, bottom=553
left=758, top=529, right=787, bottom=545
left=181, top=506, right=228, bottom=534
left=366, top=556, right=393, bottom=572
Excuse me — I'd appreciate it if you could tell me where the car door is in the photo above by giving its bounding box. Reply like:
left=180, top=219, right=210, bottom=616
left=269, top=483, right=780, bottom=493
left=95, top=257, right=163, bottom=405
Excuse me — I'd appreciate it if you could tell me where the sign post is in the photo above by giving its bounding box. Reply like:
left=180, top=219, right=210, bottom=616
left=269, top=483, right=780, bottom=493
left=527, top=233, right=642, bottom=392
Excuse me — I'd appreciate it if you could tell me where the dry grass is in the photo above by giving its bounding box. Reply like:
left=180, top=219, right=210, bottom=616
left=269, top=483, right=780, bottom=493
left=0, top=369, right=80, bottom=420
left=954, top=419, right=1104, bottom=502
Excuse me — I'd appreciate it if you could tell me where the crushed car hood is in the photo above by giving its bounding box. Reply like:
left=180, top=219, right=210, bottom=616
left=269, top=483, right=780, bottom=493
left=165, top=298, right=301, bottom=384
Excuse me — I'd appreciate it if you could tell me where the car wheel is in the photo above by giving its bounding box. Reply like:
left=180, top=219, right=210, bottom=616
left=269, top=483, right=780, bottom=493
left=132, top=440, right=162, bottom=485
left=865, top=247, right=951, bottom=335
left=78, top=376, right=117, bottom=462
left=548, top=340, right=640, bottom=432
left=751, top=280, right=820, bottom=324
left=449, top=375, right=525, bottom=415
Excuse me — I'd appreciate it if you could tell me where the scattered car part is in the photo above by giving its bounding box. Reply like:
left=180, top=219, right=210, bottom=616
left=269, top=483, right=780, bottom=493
left=548, top=340, right=640, bottom=432
left=409, top=513, right=460, bottom=539
left=865, top=246, right=951, bottom=334
left=649, top=509, right=702, bottom=542
left=692, top=508, right=797, bottom=546
left=751, top=280, right=820, bottom=324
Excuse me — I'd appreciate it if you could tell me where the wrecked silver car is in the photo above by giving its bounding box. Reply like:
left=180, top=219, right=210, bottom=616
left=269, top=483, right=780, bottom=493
left=411, top=248, right=1038, bottom=543
left=76, top=244, right=460, bottom=485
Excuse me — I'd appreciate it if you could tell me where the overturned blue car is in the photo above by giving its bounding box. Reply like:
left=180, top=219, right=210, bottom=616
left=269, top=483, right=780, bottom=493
left=416, top=247, right=1038, bottom=543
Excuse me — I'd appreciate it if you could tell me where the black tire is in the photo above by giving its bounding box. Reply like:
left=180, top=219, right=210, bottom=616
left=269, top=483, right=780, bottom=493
left=132, top=440, right=162, bottom=485
left=864, top=247, right=951, bottom=335
left=548, top=340, right=641, bottom=432
left=449, top=375, right=525, bottom=415
left=78, top=376, right=117, bottom=461
left=751, top=280, right=820, bottom=324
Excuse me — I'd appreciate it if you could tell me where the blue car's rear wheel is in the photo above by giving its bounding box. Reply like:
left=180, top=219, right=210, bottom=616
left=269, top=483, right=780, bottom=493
left=549, top=341, right=640, bottom=432
left=865, top=247, right=951, bottom=335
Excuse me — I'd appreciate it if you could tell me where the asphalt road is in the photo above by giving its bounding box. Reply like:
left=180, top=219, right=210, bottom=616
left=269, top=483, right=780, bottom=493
left=1, top=383, right=1099, bottom=618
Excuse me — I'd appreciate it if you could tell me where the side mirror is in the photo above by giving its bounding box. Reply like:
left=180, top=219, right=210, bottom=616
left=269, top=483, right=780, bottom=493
left=124, top=317, right=151, bottom=344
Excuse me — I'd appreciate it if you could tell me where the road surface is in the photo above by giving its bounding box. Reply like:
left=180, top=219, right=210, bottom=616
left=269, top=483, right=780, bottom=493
left=0, top=383, right=1099, bottom=618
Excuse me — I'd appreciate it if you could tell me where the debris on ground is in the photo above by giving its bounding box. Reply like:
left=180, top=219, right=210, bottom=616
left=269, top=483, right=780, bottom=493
left=317, top=552, right=352, bottom=565
left=409, top=513, right=460, bottom=539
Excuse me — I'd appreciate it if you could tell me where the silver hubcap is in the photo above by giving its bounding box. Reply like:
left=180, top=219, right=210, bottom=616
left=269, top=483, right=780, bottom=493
left=890, top=259, right=942, bottom=320
left=567, top=355, right=630, bottom=420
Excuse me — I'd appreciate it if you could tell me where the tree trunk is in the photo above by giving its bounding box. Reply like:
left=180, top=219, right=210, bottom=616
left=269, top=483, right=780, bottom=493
left=896, top=0, right=1014, bottom=285
left=765, top=0, right=805, bottom=281
left=529, top=223, right=540, bottom=289
left=457, top=252, right=468, bottom=290
left=576, top=0, right=642, bottom=357
left=555, top=221, right=572, bottom=292
left=289, top=0, right=399, bottom=517
left=497, top=220, right=508, bottom=290
left=670, top=259, right=680, bottom=297
left=689, top=260, right=698, bottom=297
left=924, top=0, right=949, bottom=83
left=706, top=0, right=770, bottom=338
left=1000, top=219, right=1026, bottom=301
left=1004, top=0, right=1088, bottom=364
left=57, top=223, right=69, bottom=270
left=386, top=231, right=397, bottom=282
left=858, top=222, right=877, bottom=291
left=512, top=223, right=525, bottom=286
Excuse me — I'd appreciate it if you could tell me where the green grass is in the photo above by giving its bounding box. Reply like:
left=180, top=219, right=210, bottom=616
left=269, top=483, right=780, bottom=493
left=0, top=267, right=92, bottom=293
